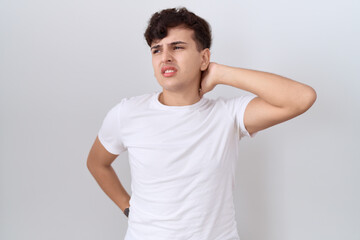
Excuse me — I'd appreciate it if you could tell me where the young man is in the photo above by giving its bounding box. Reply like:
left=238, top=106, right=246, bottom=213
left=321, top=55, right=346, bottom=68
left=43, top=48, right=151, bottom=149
left=87, top=7, right=316, bottom=240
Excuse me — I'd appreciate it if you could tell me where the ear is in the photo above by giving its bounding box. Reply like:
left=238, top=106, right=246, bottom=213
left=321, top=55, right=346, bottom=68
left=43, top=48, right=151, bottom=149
left=200, top=48, right=211, bottom=71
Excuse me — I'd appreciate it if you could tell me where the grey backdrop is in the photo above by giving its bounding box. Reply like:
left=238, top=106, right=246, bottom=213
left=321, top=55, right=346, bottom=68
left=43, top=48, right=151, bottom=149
left=1, top=0, right=359, bottom=239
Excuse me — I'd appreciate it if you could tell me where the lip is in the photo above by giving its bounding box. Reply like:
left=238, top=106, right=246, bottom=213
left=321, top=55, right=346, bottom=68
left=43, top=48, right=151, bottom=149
left=161, top=65, right=178, bottom=77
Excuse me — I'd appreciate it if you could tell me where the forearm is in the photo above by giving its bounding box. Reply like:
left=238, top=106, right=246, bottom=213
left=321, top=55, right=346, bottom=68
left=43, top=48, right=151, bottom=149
left=216, top=63, right=316, bottom=110
left=88, top=164, right=130, bottom=213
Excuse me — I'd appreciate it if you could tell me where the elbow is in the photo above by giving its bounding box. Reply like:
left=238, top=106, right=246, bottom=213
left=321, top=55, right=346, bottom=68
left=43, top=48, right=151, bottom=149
left=87, top=160, right=103, bottom=176
left=297, top=86, right=317, bottom=114
left=304, top=86, right=317, bottom=110
left=87, top=157, right=95, bottom=172
left=86, top=155, right=98, bottom=173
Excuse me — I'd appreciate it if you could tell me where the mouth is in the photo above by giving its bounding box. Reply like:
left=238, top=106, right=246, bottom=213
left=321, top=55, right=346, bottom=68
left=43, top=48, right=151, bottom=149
left=161, top=66, right=178, bottom=77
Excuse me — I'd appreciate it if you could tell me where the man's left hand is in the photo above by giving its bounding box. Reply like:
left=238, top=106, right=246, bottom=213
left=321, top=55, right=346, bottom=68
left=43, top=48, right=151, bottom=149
left=199, top=62, right=222, bottom=98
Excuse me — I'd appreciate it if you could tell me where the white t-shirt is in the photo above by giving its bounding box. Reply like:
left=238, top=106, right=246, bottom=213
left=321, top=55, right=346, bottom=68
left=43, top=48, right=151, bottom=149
left=98, top=91, right=256, bottom=240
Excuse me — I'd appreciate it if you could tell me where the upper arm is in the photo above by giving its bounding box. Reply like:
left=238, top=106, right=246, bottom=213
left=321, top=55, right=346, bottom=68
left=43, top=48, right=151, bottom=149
left=244, top=97, right=304, bottom=135
left=87, top=136, right=119, bottom=168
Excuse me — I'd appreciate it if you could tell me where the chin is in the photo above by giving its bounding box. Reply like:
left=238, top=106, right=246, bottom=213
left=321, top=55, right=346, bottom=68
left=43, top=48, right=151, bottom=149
left=157, top=79, right=182, bottom=91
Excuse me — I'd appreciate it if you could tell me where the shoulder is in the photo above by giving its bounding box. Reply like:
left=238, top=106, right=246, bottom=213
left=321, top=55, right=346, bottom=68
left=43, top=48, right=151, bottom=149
left=102, top=92, right=155, bottom=126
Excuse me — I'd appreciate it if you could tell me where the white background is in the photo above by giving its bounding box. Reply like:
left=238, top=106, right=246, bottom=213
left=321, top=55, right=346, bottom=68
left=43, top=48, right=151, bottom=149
left=1, top=0, right=359, bottom=239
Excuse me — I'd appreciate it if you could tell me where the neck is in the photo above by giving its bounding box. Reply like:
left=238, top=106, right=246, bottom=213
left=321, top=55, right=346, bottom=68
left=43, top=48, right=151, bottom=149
left=159, top=89, right=202, bottom=106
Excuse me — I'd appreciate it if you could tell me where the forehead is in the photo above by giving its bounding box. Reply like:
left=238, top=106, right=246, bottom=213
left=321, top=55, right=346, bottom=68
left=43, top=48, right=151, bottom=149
left=151, top=27, right=196, bottom=46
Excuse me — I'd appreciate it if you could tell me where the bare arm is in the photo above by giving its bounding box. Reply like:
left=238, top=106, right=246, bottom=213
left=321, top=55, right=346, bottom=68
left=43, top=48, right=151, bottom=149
left=87, top=136, right=130, bottom=215
left=200, top=62, right=317, bottom=134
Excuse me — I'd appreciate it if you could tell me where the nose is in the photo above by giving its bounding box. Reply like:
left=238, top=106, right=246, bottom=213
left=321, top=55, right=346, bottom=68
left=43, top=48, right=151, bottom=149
left=161, top=48, right=173, bottom=63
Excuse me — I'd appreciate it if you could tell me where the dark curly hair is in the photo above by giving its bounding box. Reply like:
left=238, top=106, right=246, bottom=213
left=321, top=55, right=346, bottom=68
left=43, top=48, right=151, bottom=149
left=144, top=7, right=212, bottom=52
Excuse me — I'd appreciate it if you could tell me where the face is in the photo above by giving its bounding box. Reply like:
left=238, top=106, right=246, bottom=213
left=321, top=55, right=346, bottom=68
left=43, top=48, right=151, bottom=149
left=150, top=26, right=209, bottom=93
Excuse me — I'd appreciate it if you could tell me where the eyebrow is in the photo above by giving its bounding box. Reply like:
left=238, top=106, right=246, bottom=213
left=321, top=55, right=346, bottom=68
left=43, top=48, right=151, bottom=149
left=151, top=41, right=188, bottom=50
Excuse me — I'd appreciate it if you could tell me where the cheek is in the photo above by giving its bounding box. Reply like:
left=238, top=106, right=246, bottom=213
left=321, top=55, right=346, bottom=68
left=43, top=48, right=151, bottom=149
left=185, top=55, right=202, bottom=72
left=152, top=61, right=158, bottom=74
left=152, top=61, right=163, bottom=80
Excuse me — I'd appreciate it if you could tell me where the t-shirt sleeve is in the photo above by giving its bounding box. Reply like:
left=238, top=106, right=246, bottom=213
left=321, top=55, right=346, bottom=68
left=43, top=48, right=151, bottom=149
left=98, top=100, right=127, bottom=155
left=221, top=94, right=257, bottom=139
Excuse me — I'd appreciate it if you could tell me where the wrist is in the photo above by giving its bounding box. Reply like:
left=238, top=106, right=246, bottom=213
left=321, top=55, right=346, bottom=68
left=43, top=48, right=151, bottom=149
left=213, top=63, right=229, bottom=85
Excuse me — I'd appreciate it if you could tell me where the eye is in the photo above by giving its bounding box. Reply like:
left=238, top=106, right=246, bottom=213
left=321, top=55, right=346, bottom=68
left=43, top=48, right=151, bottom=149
left=152, top=49, right=160, bottom=54
left=174, top=46, right=183, bottom=50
